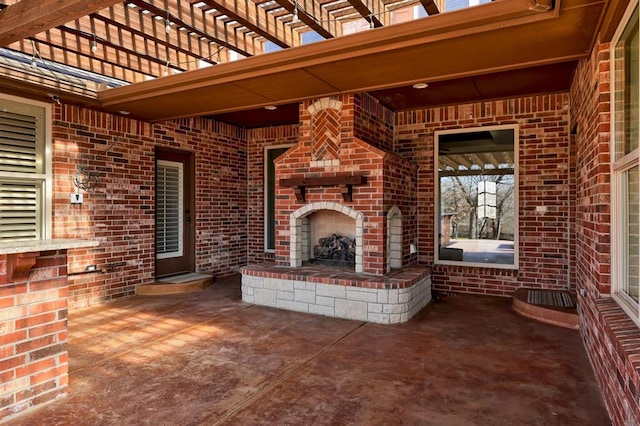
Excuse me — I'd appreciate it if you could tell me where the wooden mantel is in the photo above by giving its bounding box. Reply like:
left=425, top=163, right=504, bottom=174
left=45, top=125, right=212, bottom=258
left=279, top=173, right=367, bottom=202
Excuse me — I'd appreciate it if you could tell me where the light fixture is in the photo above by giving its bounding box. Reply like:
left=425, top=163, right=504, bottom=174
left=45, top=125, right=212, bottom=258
left=369, top=15, right=374, bottom=29
left=264, top=105, right=277, bottom=111
left=165, top=10, right=171, bottom=33
left=91, top=34, right=98, bottom=54
left=292, top=1, right=299, bottom=24
left=163, top=61, right=170, bottom=76
left=412, top=83, right=429, bottom=89
left=118, top=110, right=131, bottom=115
left=30, top=40, right=38, bottom=68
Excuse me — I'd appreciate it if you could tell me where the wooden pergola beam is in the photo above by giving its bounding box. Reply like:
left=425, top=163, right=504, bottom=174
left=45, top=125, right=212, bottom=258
left=0, top=0, right=122, bottom=46
left=10, top=38, right=148, bottom=83
left=274, top=0, right=338, bottom=39
left=346, top=0, right=384, bottom=28
left=201, top=0, right=296, bottom=49
left=59, top=25, right=189, bottom=74
left=419, top=0, right=443, bottom=15
left=128, top=0, right=255, bottom=57
left=96, top=3, right=218, bottom=67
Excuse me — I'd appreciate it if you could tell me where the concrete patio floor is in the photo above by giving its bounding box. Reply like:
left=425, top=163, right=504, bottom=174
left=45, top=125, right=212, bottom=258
left=9, top=275, right=609, bottom=425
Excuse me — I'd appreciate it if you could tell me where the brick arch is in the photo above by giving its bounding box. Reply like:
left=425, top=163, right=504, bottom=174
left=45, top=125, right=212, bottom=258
left=307, top=97, right=344, bottom=115
left=290, top=202, right=364, bottom=273
left=387, top=206, right=403, bottom=273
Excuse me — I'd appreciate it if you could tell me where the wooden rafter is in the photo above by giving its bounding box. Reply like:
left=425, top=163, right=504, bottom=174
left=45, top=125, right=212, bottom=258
left=274, top=0, right=338, bottom=39
left=60, top=26, right=187, bottom=71
left=10, top=38, right=147, bottom=82
left=200, top=0, right=297, bottom=48
left=419, top=0, right=442, bottom=15
left=346, top=0, right=385, bottom=27
left=0, top=0, right=122, bottom=46
left=128, top=0, right=257, bottom=57
left=95, top=3, right=218, bottom=67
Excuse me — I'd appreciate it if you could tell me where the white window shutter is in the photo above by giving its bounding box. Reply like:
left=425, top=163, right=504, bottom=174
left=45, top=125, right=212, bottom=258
left=0, top=182, right=39, bottom=240
left=156, top=161, right=183, bottom=258
left=0, top=111, right=38, bottom=174
left=0, top=108, right=41, bottom=240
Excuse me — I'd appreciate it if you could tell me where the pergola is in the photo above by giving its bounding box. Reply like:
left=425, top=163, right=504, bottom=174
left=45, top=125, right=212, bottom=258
left=0, top=0, right=618, bottom=126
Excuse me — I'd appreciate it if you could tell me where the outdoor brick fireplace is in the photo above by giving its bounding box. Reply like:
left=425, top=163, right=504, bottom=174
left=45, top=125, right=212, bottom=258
left=241, top=94, right=431, bottom=324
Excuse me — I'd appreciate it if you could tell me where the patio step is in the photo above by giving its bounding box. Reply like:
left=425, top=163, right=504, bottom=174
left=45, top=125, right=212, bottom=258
left=512, top=288, right=579, bottom=330
left=136, top=273, right=214, bottom=296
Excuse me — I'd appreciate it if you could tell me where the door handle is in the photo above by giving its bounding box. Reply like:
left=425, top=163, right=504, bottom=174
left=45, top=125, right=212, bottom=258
left=186, top=217, right=191, bottom=222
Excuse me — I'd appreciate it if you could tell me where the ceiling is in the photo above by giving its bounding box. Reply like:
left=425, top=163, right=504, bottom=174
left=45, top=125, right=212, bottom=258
left=0, top=0, right=626, bottom=127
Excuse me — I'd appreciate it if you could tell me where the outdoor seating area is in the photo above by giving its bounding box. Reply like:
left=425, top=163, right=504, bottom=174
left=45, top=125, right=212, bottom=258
left=1, top=0, right=640, bottom=423
left=9, top=276, right=608, bottom=425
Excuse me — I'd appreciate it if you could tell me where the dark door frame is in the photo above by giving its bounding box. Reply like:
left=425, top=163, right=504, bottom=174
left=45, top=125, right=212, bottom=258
left=154, top=147, right=196, bottom=278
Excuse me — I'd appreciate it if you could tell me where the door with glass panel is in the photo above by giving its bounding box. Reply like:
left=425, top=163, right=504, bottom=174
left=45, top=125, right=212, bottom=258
left=155, top=149, right=194, bottom=278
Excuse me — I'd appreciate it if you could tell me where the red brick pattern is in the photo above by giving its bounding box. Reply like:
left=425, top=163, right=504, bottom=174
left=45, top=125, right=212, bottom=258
left=0, top=251, right=69, bottom=421
left=311, top=108, right=341, bottom=161
left=354, top=93, right=394, bottom=151
left=272, top=94, right=416, bottom=276
left=571, top=40, right=639, bottom=425
left=586, top=299, right=640, bottom=425
left=396, top=95, right=572, bottom=295
left=241, top=263, right=431, bottom=289
left=53, top=105, right=248, bottom=308
left=383, top=152, right=418, bottom=267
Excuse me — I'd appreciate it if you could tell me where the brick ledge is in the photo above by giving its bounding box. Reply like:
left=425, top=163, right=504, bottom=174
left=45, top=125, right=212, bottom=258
left=240, top=263, right=431, bottom=290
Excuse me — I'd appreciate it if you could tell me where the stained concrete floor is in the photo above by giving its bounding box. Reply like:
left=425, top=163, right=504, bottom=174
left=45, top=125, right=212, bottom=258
left=10, top=275, right=609, bottom=425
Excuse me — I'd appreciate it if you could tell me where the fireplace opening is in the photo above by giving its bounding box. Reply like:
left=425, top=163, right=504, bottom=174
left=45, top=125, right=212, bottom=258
left=310, top=233, right=356, bottom=268
left=305, top=209, right=356, bottom=270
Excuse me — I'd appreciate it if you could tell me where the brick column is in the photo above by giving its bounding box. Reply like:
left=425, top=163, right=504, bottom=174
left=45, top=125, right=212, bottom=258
left=0, top=250, right=69, bottom=421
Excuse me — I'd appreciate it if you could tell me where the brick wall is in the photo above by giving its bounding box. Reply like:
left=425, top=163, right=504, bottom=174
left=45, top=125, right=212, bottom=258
left=246, top=125, right=299, bottom=264
left=395, top=95, right=573, bottom=296
left=383, top=152, right=418, bottom=267
left=354, top=93, right=394, bottom=151
left=571, top=39, right=639, bottom=425
left=0, top=251, right=69, bottom=421
left=53, top=105, right=248, bottom=308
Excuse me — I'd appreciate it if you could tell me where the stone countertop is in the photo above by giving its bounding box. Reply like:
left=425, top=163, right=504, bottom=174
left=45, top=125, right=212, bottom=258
left=0, top=239, right=99, bottom=255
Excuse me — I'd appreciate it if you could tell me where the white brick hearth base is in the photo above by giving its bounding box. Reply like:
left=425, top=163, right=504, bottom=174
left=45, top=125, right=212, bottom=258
left=241, top=275, right=431, bottom=324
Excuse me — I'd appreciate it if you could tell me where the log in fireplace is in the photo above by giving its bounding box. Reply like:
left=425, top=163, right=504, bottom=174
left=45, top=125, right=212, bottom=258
left=311, top=233, right=356, bottom=268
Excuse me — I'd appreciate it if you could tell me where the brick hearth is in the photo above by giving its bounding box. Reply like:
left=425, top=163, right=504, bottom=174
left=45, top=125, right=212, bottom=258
left=241, top=264, right=431, bottom=324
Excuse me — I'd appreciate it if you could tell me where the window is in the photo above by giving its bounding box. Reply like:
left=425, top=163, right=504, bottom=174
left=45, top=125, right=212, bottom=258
left=0, top=94, right=51, bottom=241
left=435, top=125, right=518, bottom=268
left=156, top=160, right=183, bottom=259
left=264, top=146, right=291, bottom=251
left=612, top=1, right=640, bottom=322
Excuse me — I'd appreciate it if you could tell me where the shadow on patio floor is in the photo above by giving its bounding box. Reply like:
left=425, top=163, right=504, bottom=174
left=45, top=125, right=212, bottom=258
left=10, top=274, right=609, bottom=425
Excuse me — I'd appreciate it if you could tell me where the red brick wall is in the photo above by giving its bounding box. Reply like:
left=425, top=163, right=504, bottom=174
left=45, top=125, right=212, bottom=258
left=395, top=96, right=573, bottom=296
left=274, top=137, right=387, bottom=274
left=0, top=251, right=69, bottom=421
left=571, top=39, right=639, bottom=425
left=53, top=105, right=248, bottom=308
left=271, top=94, right=416, bottom=275
left=246, top=125, right=299, bottom=264
left=383, top=152, right=418, bottom=266
left=354, top=93, right=394, bottom=152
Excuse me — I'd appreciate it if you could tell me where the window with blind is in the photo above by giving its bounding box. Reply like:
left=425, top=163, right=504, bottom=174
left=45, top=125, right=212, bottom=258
left=0, top=95, right=51, bottom=241
left=156, top=160, right=183, bottom=258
